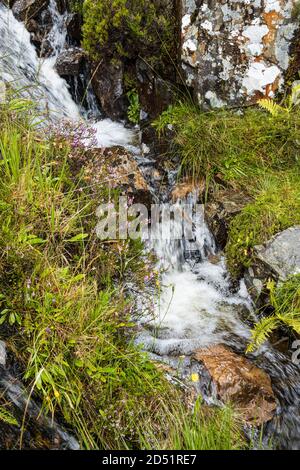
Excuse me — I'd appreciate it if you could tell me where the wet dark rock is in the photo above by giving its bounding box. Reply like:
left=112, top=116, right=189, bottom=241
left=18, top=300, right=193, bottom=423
left=12, top=0, right=49, bottom=21
left=65, top=12, right=82, bottom=44
left=55, top=47, right=86, bottom=77
left=0, top=366, right=79, bottom=449
left=55, top=0, right=67, bottom=14
left=192, top=344, right=277, bottom=426
left=136, top=59, right=174, bottom=120
left=205, top=188, right=252, bottom=249
left=91, top=61, right=127, bottom=121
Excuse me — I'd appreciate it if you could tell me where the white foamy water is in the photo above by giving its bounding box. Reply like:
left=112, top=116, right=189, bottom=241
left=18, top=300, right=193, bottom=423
left=137, top=194, right=254, bottom=356
left=0, top=2, right=133, bottom=147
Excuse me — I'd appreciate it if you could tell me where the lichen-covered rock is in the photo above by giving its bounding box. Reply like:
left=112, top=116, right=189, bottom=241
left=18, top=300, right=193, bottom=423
left=82, top=146, right=152, bottom=209
left=193, top=344, right=276, bottom=425
left=244, top=226, right=300, bottom=303
left=180, top=0, right=298, bottom=107
left=255, top=226, right=300, bottom=280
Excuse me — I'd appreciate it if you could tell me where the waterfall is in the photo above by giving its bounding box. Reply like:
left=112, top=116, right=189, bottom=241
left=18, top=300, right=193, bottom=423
left=137, top=191, right=253, bottom=356
left=0, top=2, right=134, bottom=147
left=1, top=0, right=300, bottom=450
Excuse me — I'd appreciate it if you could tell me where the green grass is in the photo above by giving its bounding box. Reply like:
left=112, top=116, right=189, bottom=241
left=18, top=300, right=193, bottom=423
left=153, top=100, right=300, bottom=184
left=139, top=400, right=246, bottom=450
left=0, top=93, right=246, bottom=450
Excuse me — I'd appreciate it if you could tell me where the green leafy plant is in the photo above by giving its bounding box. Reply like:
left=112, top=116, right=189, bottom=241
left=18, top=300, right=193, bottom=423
left=247, top=275, right=300, bottom=352
left=127, top=90, right=140, bottom=124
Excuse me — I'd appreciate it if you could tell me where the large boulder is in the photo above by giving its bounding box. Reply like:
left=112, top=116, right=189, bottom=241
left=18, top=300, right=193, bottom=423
left=180, top=0, right=298, bottom=108
left=193, top=344, right=277, bottom=425
left=255, top=226, right=300, bottom=281
left=12, top=0, right=49, bottom=21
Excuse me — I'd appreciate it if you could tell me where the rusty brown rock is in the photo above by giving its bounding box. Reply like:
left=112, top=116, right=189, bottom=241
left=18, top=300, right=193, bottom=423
left=82, top=146, right=151, bottom=208
left=193, top=344, right=276, bottom=426
left=171, top=178, right=205, bottom=202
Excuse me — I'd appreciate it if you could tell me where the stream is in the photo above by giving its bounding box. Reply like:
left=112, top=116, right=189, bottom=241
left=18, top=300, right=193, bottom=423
left=1, top=1, right=300, bottom=450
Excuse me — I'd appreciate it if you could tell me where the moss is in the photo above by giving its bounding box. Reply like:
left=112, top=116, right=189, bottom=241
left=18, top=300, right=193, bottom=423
left=82, top=0, right=177, bottom=72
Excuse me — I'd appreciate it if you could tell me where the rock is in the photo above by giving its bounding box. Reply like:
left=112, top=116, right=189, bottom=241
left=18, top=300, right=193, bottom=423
left=180, top=1, right=298, bottom=107
left=171, top=178, right=205, bottom=202
left=255, top=226, right=300, bottom=281
left=55, top=0, right=67, bottom=14
left=81, top=147, right=152, bottom=209
left=193, top=345, right=276, bottom=425
left=55, top=48, right=86, bottom=77
left=136, top=59, right=174, bottom=120
left=205, top=188, right=252, bottom=249
left=245, top=226, right=300, bottom=304
left=91, top=61, right=127, bottom=120
left=12, top=0, right=49, bottom=21
left=65, top=13, right=82, bottom=43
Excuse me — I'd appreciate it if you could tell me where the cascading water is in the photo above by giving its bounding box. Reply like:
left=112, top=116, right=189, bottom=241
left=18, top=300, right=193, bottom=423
left=137, top=193, right=254, bottom=356
left=135, top=188, right=300, bottom=449
left=0, top=2, right=134, bottom=147
left=1, top=0, right=300, bottom=451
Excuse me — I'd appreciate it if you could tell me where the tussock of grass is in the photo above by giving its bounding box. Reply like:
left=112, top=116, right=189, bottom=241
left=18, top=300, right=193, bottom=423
left=0, top=94, right=245, bottom=450
left=139, top=400, right=246, bottom=451
left=154, top=101, right=300, bottom=184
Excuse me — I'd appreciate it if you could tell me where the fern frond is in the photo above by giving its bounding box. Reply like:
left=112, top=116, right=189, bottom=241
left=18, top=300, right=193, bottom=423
left=0, top=406, right=18, bottom=426
left=247, top=316, right=279, bottom=353
left=277, top=313, right=300, bottom=334
left=258, top=99, right=286, bottom=117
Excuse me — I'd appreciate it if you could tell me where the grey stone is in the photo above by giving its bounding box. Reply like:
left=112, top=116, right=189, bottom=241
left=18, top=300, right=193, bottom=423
left=180, top=0, right=298, bottom=107
left=254, top=226, right=300, bottom=281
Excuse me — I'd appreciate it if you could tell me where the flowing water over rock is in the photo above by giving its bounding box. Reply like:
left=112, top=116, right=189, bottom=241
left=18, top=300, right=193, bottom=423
left=0, top=0, right=300, bottom=450
left=0, top=1, right=134, bottom=147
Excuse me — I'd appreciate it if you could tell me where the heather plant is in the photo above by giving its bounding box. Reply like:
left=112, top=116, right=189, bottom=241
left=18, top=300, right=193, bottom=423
left=46, top=119, right=98, bottom=149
